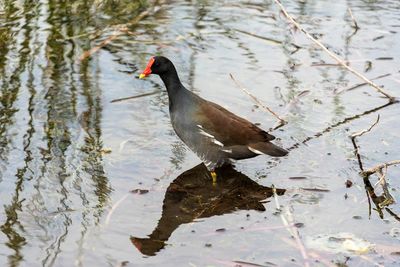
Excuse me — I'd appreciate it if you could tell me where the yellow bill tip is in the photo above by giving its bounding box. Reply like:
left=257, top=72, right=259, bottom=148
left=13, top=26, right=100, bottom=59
left=139, top=73, right=146, bottom=79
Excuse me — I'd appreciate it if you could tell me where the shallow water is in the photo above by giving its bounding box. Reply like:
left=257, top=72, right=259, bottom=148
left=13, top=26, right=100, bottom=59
left=1, top=0, right=400, bottom=266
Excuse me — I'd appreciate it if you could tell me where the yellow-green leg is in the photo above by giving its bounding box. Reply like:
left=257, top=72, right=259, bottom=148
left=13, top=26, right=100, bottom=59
left=211, top=171, right=217, bottom=185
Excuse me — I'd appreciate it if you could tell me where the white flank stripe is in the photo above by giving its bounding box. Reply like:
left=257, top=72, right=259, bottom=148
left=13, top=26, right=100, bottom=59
left=222, top=149, right=232, bottom=153
left=198, top=125, right=224, bottom=147
left=213, top=140, right=224, bottom=146
left=199, top=129, right=214, bottom=138
left=248, top=146, right=264, bottom=155
left=204, top=160, right=212, bottom=168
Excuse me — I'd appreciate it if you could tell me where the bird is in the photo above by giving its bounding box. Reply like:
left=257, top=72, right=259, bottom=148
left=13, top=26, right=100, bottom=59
left=139, top=56, right=288, bottom=182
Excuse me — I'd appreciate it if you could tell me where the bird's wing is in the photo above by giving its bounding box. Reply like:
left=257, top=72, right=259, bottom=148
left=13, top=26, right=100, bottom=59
left=194, top=100, right=276, bottom=147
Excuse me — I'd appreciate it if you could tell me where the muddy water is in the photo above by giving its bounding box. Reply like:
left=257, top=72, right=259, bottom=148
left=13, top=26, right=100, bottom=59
left=0, top=0, right=400, bottom=266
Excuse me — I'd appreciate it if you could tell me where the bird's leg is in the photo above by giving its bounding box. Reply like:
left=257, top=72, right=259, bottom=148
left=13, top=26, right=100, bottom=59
left=211, top=170, right=217, bottom=185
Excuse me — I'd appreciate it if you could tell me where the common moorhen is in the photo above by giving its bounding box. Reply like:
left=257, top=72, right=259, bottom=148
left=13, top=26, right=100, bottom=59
left=139, top=56, right=288, bottom=181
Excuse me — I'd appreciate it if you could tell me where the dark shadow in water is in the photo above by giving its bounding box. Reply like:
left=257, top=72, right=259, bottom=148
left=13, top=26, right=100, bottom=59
left=131, top=164, right=285, bottom=256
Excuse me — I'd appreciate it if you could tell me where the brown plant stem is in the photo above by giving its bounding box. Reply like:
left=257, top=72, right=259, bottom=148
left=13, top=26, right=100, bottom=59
left=361, top=160, right=400, bottom=177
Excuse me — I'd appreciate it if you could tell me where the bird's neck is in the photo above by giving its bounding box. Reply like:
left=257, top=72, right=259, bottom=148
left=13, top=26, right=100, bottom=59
left=159, top=67, right=185, bottom=105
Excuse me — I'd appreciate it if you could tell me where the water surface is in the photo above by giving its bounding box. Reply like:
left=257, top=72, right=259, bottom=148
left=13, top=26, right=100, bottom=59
left=1, top=0, right=400, bottom=266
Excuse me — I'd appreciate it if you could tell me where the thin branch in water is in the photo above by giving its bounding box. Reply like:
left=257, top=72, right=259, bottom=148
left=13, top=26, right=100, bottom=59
left=351, top=137, right=364, bottom=171
left=272, top=186, right=310, bottom=267
left=366, top=190, right=372, bottom=219
left=349, top=115, right=397, bottom=209
left=334, top=73, right=391, bottom=95
left=347, top=7, right=360, bottom=30
left=364, top=178, right=385, bottom=219
left=311, top=62, right=343, bottom=67
left=110, top=90, right=161, bottom=103
left=375, top=167, right=395, bottom=207
left=287, top=100, right=397, bottom=151
left=104, top=193, right=130, bottom=226
left=229, top=73, right=287, bottom=128
left=272, top=0, right=396, bottom=101
left=234, top=28, right=302, bottom=52
left=374, top=164, right=387, bottom=188
left=351, top=114, right=380, bottom=138
left=235, top=28, right=282, bottom=45
left=284, top=90, right=310, bottom=110
left=350, top=115, right=379, bottom=172
left=385, top=208, right=400, bottom=222
left=362, top=160, right=400, bottom=177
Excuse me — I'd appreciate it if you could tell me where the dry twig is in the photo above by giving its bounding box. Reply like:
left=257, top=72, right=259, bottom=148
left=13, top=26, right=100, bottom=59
left=110, top=90, right=161, bottom=103
left=375, top=168, right=395, bottom=207
left=349, top=115, right=397, bottom=209
left=385, top=208, right=400, bottom=222
left=287, top=100, right=396, bottom=151
left=229, top=73, right=287, bottom=129
left=362, top=160, right=400, bottom=177
left=347, top=7, right=359, bottom=30
left=334, top=73, right=391, bottom=95
left=234, top=28, right=301, bottom=52
left=351, top=114, right=380, bottom=138
left=235, top=28, right=283, bottom=45
left=272, top=186, right=310, bottom=267
left=350, top=115, right=380, bottom=171
left=272, top=0, right=395, bottom=101
left=104, top=193, right=130, bottom=226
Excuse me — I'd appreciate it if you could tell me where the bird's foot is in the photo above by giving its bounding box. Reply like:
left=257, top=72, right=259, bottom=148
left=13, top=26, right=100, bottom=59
left=211, top=171, right=217, bottom=185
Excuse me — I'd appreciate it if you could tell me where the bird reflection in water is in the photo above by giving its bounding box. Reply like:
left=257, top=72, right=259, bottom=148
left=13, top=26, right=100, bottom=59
left=131, top=164, right=285, bottom=256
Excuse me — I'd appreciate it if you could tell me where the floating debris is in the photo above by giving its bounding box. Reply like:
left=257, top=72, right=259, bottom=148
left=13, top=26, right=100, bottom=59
left=294, top=222, right=304, bottom=228
left=375, top=57, right=394, bottom=60
left=345, top=180, right=353, bottom=188
left=306, top=233, right=374, bottom=254
left=301, top=187, right=330, bottom=192
left=131, top=189, right=149, bottom=194
left=372, top=35, right=384, bottom=41
left=289, top=176, right=307, bottom=180
left=364, top=61, right=372, bottom=72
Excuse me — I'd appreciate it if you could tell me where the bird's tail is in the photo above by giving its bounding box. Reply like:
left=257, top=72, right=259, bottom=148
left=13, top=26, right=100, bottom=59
left=248, top=142, right=288, bottom=157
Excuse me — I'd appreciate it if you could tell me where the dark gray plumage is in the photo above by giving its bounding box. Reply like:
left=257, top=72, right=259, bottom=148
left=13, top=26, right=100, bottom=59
left=140, top=56, right=288, bottom=170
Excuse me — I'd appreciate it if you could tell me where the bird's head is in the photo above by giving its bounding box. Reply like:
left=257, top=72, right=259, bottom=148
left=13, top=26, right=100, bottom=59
left=139, top=56, right=173, bottom=79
